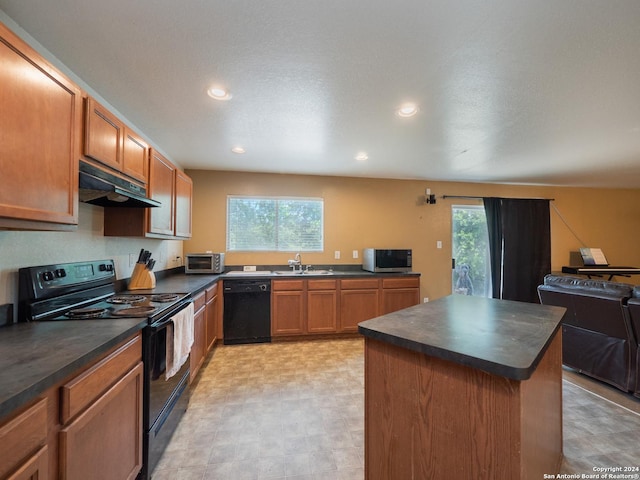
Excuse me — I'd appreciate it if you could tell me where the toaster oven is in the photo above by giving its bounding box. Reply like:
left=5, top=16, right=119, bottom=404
left=185, top=253, right=225, bottom=274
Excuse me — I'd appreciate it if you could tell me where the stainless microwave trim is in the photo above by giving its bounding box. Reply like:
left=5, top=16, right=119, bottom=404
left=79, top=160, right=161, bottom=208
left=362, top=248, right=412, bottom=273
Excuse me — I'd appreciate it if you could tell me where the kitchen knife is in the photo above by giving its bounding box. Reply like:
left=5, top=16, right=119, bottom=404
left=147, top=259, right=156, bottom=271
left=137, top=248, right=145, bottom=263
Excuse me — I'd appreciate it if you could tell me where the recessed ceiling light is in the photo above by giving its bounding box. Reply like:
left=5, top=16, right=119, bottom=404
left=397, top=103, right=418, bottom=117
left=355, top=152, right=368, bottom=161
left=207, top=86, right=232, bottom=100
left=231, top=146, right=245, bottom=154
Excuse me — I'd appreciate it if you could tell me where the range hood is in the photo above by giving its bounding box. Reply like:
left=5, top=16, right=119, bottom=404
left=79, top=161, right=161, bottom=208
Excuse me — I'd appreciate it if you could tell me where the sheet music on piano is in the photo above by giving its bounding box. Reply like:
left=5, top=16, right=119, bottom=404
left=580, top=248, right=609, bottom=266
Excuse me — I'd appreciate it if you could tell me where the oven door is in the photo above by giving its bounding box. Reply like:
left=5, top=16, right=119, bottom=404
left=142, top=306, right=192, bottom=478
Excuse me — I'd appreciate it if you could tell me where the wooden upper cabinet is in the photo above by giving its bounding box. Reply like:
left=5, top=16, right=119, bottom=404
left=174, top=169, right=192, bottom=238
left=84, top=97, right=123, bottom=171
left=122, top=128, right=149, bottom=184
left=0, top=21, right=81, bottom=230
left=147, top=149, right=175, bottom=236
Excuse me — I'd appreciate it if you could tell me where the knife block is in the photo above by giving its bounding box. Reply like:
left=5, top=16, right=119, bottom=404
left=128, top=263, right=156, bottom=290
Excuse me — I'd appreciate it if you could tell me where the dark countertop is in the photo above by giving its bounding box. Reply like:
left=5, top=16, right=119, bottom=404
left=358, top=294, right=566, bottom=381
left=0, top=268, right=419, bottom=423
left=0, top=318, right=146, bottom=421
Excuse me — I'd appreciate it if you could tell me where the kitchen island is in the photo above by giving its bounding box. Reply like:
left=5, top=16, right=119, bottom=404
left=358, top=294, right=566, bottom=480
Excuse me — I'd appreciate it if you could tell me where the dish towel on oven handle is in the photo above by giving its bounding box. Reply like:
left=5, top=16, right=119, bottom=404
left=165, top=302, right=195, bottom=380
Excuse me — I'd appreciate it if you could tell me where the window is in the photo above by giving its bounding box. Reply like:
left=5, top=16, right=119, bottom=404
left=227, top=196, right=324, bottom=252
left=451, top=205, right=492, bottom=298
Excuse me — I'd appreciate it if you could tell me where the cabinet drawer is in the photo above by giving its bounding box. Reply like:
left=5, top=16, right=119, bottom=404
left=60, top=334, right=141, bottom=424
left=272, top=279, right=304, bottom=291
left=340, top=278, right=379, bottom=290
left=206, top=283, right=218, bottom=301
left=193, top=291, right=206, bottom=312
left=308, top=279, right=337, bottom=290
left=0, top=397, right=47, bottom=479
left=382, top=277, right=420, bottom=289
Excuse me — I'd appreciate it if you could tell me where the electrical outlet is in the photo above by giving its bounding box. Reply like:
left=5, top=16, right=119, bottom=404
left=423, top=297, right=429, bottom=303
left=334, top=250, right=341, bottom=260
left=129, top=253, right=137, bottom=267
left=352, top=250, right=358, bottom=259
left=437, top=241, right=442, bottom=249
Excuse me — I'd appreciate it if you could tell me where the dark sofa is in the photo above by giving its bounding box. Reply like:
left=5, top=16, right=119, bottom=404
left=626, top=287, right=640, bottom=397
left=538, top=274, right=639, bottom=396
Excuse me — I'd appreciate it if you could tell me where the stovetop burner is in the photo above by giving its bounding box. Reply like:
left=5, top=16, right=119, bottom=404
left=65, top=307, right=108, bottom=319
left=148, top=294, right=180, bottom=303
left=107, top=294, right=146, bottom=304
left=112, top=306, right=157, bottom=317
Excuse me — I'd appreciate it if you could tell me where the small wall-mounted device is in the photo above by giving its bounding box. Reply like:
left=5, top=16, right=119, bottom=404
left=425, top=188, right=436, bottom=205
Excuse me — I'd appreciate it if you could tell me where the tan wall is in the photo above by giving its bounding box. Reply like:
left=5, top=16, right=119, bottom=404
left=185, top=170, right=640, bottom=301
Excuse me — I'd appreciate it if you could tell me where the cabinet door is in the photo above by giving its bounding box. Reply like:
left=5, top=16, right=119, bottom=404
left=0, top=23, right=80, bottom=228
left=382, top=288, right=420, bottom=314
left=307, top=290, right=337, bottom=333
left=84, top=97, right=123, bottom=171
left=205, top=285, right=218, bottom=351
left=272, top=291, right=305, bottom=335
left=7, top=446, right=48, bottom=480
left=148, top=149, right=175, bottom=236
left=174, top=169, right=193, bottom=238
left=190, top=305, right=206, bottom=382
left=122, top=128, right=149, bottom=184
left=340, top=289, right=379, bottom=332
left=59, top=362, right=143, bottom=480
left=0, top=398, right=47, bottom=480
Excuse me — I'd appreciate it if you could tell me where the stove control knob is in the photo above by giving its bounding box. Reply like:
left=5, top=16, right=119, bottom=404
left=55, top=268, right=66, bottom=278
left=42, top=271, right=54, bottom=282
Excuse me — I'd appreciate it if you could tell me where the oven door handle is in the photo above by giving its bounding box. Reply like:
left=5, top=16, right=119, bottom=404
left=148, top=301, right=192, bottom=333
left=149, top=317, right=174, bottom=333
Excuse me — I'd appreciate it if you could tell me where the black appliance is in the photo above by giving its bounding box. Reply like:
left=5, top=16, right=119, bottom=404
left=362, top=248, right=413, bottom=272
left=223, top=279, right=271, bottom=344
left=79, top=160, right=161, bottom=208
left=17, top=259, right=192, bottom=480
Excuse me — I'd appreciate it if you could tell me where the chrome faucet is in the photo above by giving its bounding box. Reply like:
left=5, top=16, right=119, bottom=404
left=288, top=253, right=302, bottom=272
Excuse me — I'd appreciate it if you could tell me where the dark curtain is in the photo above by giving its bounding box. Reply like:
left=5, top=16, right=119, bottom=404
left=483, top=198, right=551, bottom=303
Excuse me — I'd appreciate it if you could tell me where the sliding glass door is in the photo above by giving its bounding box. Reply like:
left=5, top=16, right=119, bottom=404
left=451, top=205, right=492, bottom=298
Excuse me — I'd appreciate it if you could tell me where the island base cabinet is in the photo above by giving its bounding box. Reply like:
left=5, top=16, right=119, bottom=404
left=59, top=362, right=143, bottom=480
left=364, top=332, right=563, bottom=480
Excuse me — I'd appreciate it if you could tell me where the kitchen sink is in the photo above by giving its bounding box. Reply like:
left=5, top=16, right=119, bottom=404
left=272, top=270, right=333, bottom=275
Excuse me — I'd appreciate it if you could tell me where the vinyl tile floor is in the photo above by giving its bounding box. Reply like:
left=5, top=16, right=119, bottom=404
left=152, top=338, right=640, bottom=479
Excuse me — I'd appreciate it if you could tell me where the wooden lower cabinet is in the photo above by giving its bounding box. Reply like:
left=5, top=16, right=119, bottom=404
left=205, top=284, right=219, bottom=350
left=190, top=291, right=207, bottom=382
left=59, top=363, right=143, bottom=480
left=307, top=280, right=338, bottom=333
left=0, top=398, right=48, bottom=480
left=272, top=287, right=305, bottom=335
left=271, top=276, right=419, bottom=337
left=381, top=277, right=420, bottom=314
left=340, top=289, right=380, bottom=332
left=7, top=445, right=48, bottom=480
left=0, top=333, right=143, bottom=480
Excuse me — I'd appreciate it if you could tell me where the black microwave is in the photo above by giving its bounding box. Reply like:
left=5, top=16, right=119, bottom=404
left=362, top=249, right=412, bottom=273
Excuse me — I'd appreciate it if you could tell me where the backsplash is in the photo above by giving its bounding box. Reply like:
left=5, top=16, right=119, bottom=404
left=0, top=203, right=183, bottom=319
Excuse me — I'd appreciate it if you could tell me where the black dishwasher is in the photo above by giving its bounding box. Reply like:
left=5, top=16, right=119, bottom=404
left=223, top=280, right=271, bottom=344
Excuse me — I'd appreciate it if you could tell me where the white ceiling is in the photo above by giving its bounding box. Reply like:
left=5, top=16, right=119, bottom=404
left=2, top=0, right=640, bottom=188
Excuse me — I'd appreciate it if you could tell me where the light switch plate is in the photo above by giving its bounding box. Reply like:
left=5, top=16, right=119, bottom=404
left=352, top=250, right=358, bottom=259
left=334, top=251, right=341, bottom=259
